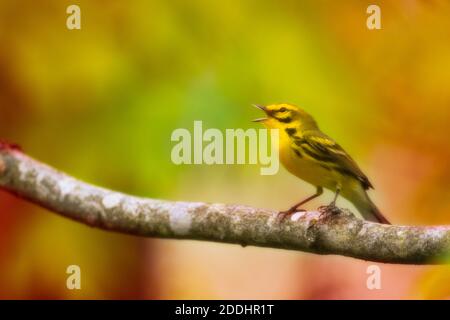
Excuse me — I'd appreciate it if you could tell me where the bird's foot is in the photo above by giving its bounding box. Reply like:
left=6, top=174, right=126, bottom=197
left=278, top=208, right=306, bottom=222
left=318, top=204, right=341, bottom=219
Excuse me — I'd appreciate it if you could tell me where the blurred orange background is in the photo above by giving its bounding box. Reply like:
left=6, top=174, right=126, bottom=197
left=0, top=0, right=450, bottom=299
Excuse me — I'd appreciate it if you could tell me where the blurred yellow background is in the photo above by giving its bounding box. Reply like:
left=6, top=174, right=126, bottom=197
left=1, top=0, right=450, bottom=299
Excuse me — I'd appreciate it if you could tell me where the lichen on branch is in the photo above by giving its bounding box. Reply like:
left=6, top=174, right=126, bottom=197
left=0, top=145, right=450, bottom=265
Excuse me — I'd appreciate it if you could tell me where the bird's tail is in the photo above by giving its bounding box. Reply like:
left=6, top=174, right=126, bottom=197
left=349, top=189, right=391, bottom=224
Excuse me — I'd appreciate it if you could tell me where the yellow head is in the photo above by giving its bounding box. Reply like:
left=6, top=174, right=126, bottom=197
left=253, top=103, right=318, bottom=130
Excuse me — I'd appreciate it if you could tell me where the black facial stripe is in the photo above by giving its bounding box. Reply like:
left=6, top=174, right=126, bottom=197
left=284, top=128, right=297, bottom=136
left=277, top=116, right=292, bottom=123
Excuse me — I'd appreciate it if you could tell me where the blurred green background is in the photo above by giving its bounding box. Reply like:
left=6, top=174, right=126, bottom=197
left=1, top=0, right=450, bottom=299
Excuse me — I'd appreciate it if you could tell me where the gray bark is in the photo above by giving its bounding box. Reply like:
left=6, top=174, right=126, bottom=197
left=1, top=144, right=449, bottom=264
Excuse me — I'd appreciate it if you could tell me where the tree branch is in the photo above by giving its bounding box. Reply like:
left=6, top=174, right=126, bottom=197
left=0, top=143, right=449, bottom=265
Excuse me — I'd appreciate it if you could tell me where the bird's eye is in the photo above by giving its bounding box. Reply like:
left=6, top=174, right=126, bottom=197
left=279, top=107, right=287, bottom=112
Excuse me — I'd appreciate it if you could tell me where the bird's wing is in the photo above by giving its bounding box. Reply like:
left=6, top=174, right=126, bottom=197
left=292, top=131, right=373, bottom=190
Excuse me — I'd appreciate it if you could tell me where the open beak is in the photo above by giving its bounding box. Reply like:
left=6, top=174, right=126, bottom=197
left=252, top=104, right=268, bottom=122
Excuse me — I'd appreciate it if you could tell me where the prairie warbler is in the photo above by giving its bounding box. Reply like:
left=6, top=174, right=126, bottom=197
left=253, top=103, right=390, bottom=224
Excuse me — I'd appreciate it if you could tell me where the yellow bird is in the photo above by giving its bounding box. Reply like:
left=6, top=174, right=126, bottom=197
left=253, top=103, right=390, bottom=224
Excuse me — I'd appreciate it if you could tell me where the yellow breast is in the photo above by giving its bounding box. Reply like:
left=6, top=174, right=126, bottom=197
left=278, top=130, right=339, bottom=191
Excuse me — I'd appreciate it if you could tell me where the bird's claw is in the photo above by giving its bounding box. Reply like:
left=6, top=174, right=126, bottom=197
left=318, top=204, right=341, bottom=219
